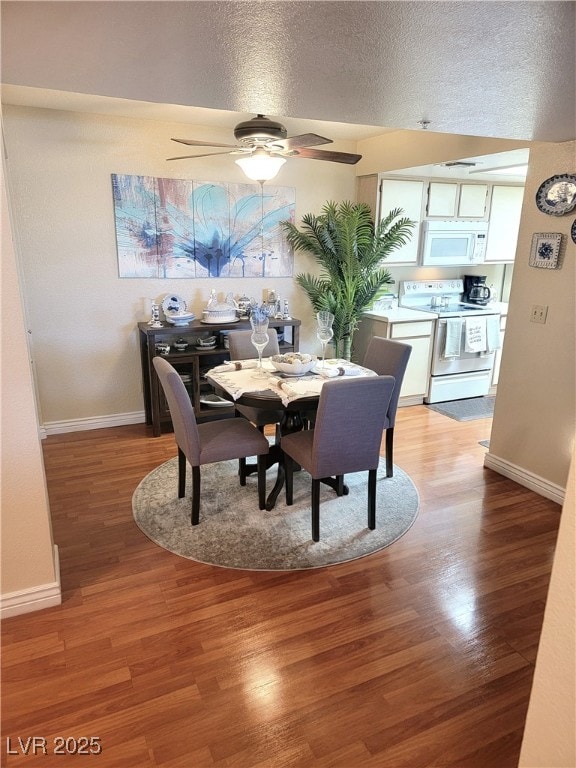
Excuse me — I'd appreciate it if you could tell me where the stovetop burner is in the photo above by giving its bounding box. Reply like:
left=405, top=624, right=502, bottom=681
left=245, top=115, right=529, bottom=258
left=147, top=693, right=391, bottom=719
left=399, top=280, right=500, bottom=317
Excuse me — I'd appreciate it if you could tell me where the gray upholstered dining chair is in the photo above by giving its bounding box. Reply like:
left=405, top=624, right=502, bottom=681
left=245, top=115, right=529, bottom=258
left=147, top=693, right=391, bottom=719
left=153, top=356, right=270, bottom=524
left=227, top=328, right=284, bottom=437
left=281, top=375, right=396, bottom=542
left=228, top=328, right=280, bottom=360
left=362, top=336, right=412, bottom=478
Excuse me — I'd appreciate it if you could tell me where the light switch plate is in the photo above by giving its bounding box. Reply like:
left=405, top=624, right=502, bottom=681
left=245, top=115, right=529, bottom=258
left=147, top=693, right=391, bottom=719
left=530, top=305, right=548, bottom=324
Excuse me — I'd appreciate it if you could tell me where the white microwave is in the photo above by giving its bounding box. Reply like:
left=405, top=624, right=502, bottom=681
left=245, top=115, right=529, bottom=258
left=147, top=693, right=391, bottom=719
left=420, top=220, right=488, bottom=266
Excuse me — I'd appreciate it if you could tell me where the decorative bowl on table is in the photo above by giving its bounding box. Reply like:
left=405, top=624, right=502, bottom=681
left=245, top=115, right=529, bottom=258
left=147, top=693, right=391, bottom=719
left=165, top=311, right=196, bottom=326
left=201, top=290, right=239, bottom=324
left=195, top=335, right=217, bottom=350
left=201, top=303, right=238, bottom=324
left=270, top=353, right=317, bottom=376
left=173, top=338, right=189, bottom=351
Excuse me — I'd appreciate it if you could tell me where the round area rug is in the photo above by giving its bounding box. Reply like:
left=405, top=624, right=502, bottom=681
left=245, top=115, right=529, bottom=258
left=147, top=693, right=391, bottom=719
left=133, top=457, right=419, bottom=570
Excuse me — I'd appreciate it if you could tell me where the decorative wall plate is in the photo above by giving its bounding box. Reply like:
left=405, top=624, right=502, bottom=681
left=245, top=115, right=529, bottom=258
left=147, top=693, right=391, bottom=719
left=529, top=233, right=563, bottom=269
left=535, top=174, right=576, bottom=216
left=162, top=294, right=186, bottom=314
left=571, top=219, right=576, bottom=245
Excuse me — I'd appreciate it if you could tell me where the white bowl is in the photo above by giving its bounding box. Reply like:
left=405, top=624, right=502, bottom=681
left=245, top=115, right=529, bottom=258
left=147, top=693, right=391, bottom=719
left=166, top=311, right=195, bottom=326
left=270, top=353, right=317, bottom=376
left=201, top=308, right=237, bottom=324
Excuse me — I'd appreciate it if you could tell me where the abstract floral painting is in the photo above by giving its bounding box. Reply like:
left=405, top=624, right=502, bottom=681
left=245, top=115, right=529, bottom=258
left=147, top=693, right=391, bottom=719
left=111, top=174, right=295, bottom=278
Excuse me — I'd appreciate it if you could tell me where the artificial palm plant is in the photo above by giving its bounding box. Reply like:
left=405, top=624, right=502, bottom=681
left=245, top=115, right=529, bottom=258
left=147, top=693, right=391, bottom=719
left=281, top=201, right=415, bottom=360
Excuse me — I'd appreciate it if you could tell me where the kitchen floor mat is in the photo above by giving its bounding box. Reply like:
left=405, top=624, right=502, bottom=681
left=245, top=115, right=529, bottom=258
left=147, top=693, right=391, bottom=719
left=426, top=396, right=495, bottom=421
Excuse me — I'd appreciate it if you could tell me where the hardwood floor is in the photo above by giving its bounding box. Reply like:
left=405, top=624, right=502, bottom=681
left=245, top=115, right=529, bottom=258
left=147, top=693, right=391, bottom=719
left=2, top=406, right=561, bottom=767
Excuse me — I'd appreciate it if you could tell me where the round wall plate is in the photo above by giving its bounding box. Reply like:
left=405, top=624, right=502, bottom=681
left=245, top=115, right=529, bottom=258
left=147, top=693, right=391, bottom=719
left=535, top=174, right=576, bottom=216
left=571, top=219, right=576, bottom=245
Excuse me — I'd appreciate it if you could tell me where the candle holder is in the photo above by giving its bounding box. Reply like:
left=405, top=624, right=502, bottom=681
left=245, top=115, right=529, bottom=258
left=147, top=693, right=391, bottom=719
left=148, top=303, right=163, bottom=327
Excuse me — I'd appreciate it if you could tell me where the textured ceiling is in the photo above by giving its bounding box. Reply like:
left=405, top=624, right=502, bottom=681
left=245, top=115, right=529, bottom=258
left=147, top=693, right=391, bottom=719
left=1, top=0, right=575, bottom=143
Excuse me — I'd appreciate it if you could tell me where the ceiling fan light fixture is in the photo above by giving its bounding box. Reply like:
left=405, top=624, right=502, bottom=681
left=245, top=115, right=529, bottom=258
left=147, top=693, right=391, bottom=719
left=235, top=149, right=286, bottom=183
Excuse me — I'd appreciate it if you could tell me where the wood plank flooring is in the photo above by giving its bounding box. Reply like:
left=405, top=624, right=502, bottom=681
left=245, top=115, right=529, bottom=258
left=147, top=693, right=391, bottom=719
left=1, top=406, right=562, bottom=767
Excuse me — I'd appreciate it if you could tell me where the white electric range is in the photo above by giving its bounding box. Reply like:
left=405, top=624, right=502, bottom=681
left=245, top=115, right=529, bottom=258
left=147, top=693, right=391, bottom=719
left=399, top=280, right=501, bottom=403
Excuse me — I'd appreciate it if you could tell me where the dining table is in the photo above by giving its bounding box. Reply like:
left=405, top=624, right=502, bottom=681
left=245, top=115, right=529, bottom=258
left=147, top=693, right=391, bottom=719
left=206, top=358, right=377, bottom=510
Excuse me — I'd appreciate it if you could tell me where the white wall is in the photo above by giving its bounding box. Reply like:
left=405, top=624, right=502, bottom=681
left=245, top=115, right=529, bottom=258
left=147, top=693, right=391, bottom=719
left=519, top=446, right=575, bottom=767
left=2, top=105, right=357, bottom=429
left=1, top=156, right=61, bottom=615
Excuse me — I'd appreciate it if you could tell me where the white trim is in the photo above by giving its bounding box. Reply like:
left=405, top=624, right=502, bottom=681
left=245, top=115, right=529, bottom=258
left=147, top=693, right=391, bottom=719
left=399, top=395, right=426, bottom=407
left=484, top=453, right=565, bottom=505
left=43, top=411, right=146, bottom=435
left=1, top=546, right=61, bottom=618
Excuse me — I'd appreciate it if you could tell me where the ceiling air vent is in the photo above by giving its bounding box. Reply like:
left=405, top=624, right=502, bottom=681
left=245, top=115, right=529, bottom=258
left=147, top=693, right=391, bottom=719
left=439, top=161, right=478, bottom=168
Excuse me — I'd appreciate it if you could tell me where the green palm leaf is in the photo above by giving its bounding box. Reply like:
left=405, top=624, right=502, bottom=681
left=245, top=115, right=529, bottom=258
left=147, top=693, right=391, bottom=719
left=282, top=202, right=416, bottom=359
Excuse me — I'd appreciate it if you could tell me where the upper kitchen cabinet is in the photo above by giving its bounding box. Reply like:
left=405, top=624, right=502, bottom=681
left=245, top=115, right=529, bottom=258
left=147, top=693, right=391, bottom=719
left=356, top=175, right=424, bottom=264
left=379, top=179, right=425, bottom=263
left=356, top=174, right=380, bottom=218
left=356, top=163, right=525, bottom=266
left=427, top=182, right=458, bottom=217
left=426, top=182, right=488, bottom=218
left=458, top=184, right=489, bottom=217
left=485, top=185, right=525, bottom=263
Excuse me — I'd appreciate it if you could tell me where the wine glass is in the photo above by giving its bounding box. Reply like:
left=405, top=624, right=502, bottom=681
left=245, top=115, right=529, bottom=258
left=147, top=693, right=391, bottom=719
left=250, top=311, right=270, bottom=379
left=316, top=311, right=334, bottom=368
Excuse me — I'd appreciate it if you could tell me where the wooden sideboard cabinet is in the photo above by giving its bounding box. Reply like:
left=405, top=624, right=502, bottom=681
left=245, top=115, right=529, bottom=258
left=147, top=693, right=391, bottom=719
left=138, top=318, right=301, bottom=436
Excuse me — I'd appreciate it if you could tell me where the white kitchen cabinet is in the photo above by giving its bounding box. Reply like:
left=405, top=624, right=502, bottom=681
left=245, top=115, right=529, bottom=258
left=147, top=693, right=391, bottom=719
left=427, top=182, right=488, bottom=218
left=485, top=185, right=524, bottom=263
left=356, top=175, right=424, bottom=264
left=427, top=182, right=459, bottom=217
left=353, top=314, right=434, bottom=405
left=378, top=178, right=425, bottom=264
left=458, top=184, right=488, bottom=217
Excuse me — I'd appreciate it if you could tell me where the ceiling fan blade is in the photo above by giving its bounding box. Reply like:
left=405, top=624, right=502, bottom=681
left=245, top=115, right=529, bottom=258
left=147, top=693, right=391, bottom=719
left=293, top=147, right=362, bottom=164
left=272, top=133, right=333, bottom=151
left=171, top=138, right=239, bottom=148
left=166, top=151, right=236, bottom=161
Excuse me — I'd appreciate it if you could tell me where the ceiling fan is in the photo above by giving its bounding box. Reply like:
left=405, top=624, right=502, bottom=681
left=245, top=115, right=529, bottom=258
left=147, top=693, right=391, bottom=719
left=167, top=114, right=362, bottom=182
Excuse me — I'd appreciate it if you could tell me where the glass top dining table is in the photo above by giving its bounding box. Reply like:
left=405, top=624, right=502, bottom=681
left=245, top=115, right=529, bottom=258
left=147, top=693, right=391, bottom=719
left=206, top=358, right=377, bottom=509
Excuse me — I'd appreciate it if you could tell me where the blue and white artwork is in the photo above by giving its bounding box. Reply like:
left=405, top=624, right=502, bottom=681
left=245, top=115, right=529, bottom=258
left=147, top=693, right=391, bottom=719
left=111, top=174, right=295, bottom=278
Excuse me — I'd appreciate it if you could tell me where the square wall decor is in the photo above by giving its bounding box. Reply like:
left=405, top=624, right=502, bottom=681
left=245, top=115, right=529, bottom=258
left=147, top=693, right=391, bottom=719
left=528, top=232, right=563, bottom=270
left=112, top=174, right=295, bottom=278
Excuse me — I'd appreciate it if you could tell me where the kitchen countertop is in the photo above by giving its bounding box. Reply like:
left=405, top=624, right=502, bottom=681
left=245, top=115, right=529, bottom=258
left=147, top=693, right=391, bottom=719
left=363, top=301, right=509, bottom=323
left=489, top=301, right=509, bottom=316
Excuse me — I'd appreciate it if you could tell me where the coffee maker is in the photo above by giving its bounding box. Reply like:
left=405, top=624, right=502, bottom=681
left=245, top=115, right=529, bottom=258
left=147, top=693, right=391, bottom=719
left=463, top=275, right=492, bottom=305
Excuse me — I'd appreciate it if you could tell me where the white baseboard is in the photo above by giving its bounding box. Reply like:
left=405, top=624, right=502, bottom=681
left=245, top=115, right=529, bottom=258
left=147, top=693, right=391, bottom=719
left=484, top=452, right=565, bottom=505
left=1, top=546, right=62, bottom=618
left=399, top=395, right=425, bottom=407
left=43, top=411, right=146, bottom=435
